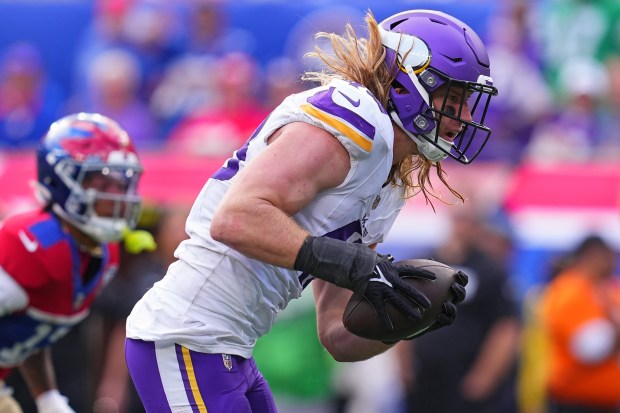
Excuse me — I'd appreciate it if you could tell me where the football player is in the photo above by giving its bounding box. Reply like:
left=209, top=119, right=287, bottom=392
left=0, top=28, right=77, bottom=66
left=0, top=113, right=143, bottom=413
left=126, top=9, right=496, bottom=413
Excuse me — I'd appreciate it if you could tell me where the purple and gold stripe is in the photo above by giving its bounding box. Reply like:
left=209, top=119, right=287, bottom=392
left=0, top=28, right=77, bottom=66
left=303, top=87, right=376, bottom=152
left=175, top=344, right=208, bottom=413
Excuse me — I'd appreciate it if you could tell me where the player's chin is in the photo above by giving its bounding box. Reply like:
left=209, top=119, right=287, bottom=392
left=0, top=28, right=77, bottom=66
left=96, top=205, right=126, bottom=217
left=441, top=132, right=457, bottom=143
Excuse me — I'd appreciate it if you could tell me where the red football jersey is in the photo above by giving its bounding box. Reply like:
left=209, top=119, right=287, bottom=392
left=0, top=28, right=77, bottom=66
left=0, top=210, right=119, bottom=378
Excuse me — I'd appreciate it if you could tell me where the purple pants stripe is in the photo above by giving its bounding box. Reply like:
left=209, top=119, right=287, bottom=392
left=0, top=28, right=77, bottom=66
left=126, top=338, right=277, bottom=413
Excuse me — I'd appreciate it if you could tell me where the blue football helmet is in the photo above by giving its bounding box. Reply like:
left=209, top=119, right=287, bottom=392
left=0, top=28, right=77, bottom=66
left=35, top=113, right=143, bottom=242
left=379, top=10, right=498, bottom=164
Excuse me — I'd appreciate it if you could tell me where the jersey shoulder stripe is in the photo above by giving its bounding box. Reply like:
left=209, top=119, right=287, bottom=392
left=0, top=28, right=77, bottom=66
left=29, top=217, right=64, bottom=249
left=300, top=102, right=372, bottom=152
left=300, top=82, right=379, bottom=154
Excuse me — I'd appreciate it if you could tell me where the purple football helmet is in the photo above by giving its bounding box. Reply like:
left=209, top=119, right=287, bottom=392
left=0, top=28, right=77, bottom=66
left=35, top=113, right=143, bottom=242
left=379, top=10, right=498, bottom=164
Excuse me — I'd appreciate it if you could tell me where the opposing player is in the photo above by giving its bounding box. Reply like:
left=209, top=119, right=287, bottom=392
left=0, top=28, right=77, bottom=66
left=0, top=113, right=143, bottom=413
left=126, top=9, right=497, bottom=412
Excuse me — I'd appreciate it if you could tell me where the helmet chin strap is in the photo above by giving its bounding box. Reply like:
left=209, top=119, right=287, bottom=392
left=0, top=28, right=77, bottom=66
left=388, top=109, right=452, bottom=162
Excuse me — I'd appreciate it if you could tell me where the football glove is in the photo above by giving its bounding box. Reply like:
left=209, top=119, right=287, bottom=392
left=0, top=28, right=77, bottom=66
left=294, top=236, right=435, bottom=329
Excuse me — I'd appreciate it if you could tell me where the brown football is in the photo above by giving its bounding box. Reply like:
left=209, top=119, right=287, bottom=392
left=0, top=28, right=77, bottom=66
left=342, top=258, right=457, bottom=342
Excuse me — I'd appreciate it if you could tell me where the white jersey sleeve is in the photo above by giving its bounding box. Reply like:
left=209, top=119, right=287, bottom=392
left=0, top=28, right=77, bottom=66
left=0, top=266, right=28, bottom=316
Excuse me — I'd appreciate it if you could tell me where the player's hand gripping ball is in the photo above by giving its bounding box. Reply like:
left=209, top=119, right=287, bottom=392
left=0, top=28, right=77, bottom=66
left=343, top=258, right=467, bottom=342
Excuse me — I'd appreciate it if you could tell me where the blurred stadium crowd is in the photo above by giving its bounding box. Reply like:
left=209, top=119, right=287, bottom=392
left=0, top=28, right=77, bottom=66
left=2, top=0, right=620, bottom=412
left=2, top=0, right=620, bottom=162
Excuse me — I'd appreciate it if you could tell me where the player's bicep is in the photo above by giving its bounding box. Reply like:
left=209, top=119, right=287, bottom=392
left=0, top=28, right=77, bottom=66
left=227, top=122, right=350, bottom=215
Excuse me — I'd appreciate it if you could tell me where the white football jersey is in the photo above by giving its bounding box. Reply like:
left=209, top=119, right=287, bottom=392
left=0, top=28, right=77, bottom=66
left=126, top=78, right=406, bottom=357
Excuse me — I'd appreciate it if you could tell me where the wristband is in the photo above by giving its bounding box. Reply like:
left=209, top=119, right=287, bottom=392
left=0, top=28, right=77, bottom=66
left=294, top=235, right=377, bottom=293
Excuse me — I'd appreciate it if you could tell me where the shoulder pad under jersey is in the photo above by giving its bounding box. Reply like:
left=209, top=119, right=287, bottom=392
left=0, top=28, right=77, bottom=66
left=299, top=79, right=389, bottom=158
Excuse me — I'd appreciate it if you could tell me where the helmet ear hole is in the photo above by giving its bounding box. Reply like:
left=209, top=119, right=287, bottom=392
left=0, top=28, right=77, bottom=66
left=391, top=79, right=410, bottom=95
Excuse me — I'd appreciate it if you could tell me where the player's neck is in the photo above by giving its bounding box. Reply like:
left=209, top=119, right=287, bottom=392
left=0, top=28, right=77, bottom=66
left=60, top=220, right=103, bottom=257
left=391, top=123, right=418, bottom=164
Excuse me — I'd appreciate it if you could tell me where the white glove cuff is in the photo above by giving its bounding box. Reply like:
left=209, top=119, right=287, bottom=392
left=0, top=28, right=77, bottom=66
left=35, top=390, right=74, bottom=413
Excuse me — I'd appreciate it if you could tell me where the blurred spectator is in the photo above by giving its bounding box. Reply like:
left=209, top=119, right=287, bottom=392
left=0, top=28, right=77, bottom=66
left=75, top=48, right=159, bottom=150
left=149, top=0, right=257, bottom=138
left=517, top=256, right=570, bottom=413
left=536, top=0, right=620, bottom=96
left=74, top=0, right=183, bottom=106
left=0, top=42, right=65, bottom=149
left=524, top=58, right=610, bottom=164
left=166, top=52, right=267, bottom=156
left=531, top=0, right=620, bottom=164
left=595, top=56, right=620, bottom=161
left=482, top=1, right=554, bottom=163
left=540, top=235, right=620, bottom=413
left=397, top=207, right=520, bottom=413
left=120, top=1, right=184, bottom=100
left=149, top=54, right=218, bottom=137
left=181, top=0, right=256, bottom=57
left=72, top=0, right=133, bottom=97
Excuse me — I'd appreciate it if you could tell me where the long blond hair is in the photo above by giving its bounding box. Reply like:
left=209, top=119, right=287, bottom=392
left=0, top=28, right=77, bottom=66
left=302, top=11, right=463, bottom=207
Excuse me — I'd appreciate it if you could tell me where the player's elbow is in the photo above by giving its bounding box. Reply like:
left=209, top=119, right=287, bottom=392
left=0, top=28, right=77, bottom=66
left=210, top=208, right=243, bottom=247
left=319, top=334, right=349, bottom=362
left=318, top=327, right=370, bottom=362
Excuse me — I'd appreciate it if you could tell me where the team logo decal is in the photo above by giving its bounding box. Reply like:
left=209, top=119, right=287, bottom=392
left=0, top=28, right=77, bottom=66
left=222, top=354, right=233, bottom=371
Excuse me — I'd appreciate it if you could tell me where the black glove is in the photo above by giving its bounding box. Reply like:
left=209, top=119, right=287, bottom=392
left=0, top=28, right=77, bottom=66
left=363, top=254, right=436, bottom=329
left=294, top=236, right=436, bottom=330
left=399, top=269, right=468, bottom=341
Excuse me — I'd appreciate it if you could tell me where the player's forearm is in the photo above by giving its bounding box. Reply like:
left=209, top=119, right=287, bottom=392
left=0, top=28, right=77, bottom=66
left=18, top=349, right=57, bottom=398
left=211, top=199, right=307, bottom=269
left=313, top=279, right=392, bottom=362
left=320, top=321, right=393, bottom=362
